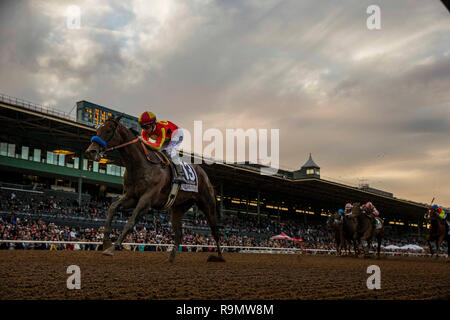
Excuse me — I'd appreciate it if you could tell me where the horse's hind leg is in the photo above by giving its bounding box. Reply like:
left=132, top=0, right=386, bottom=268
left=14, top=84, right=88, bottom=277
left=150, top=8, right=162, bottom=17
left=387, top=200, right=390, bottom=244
left=447, top=237, right=450, bottom=257
left=376, top=233, right=382, bottom=258
left=436, top=236, right=444, bottom=259
left=198, top=196, right=225, bottom=262
left=169, top=204, right=191, bottom=263
left=428, top=239, right=434, bottom=257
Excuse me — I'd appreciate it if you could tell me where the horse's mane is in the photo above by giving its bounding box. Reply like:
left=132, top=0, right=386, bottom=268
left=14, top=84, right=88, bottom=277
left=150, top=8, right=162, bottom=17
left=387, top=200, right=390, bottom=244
left=107, top=117, right=140, bottom=138
left=129, top=127, right=140, bottom=137
left=109, top=118, right=165, bottom=165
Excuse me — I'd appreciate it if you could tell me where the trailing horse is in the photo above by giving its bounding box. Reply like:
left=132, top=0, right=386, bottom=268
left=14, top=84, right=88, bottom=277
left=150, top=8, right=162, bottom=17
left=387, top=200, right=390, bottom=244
left=425, top=206, right=449, bottom=258
left=327, top=212, right=359, bottom=256
left=85, top=116, right=225, bottom=263
left=351, top=202, right=383, bottom=257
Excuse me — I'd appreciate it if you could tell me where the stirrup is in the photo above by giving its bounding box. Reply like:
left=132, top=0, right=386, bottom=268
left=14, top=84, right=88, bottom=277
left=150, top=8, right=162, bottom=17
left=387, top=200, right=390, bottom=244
left=173, top=165, right=187, bottom=184
left=173, top=176, right=188, bottom=184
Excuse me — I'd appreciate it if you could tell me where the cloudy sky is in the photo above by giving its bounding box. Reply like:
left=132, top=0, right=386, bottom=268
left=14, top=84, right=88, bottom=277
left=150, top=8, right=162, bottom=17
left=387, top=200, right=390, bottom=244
left=0, top=0, right=449, bottom=206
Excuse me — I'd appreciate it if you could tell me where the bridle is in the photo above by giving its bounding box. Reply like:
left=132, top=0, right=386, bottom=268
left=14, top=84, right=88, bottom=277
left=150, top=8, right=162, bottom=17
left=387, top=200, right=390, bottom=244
left=426, top=208, right=438, bottom=222
left=90, top=119, right=121, bottom=151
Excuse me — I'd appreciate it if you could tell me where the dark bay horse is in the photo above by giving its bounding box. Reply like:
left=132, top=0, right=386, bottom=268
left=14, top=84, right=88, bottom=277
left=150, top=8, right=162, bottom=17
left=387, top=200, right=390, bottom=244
left=85, top=116, right=224, bottom=262
left=351, top=203, right=383, bottom=257
left=327, top=212, right=359, bottom=256
left=425, top=207, right=449, bottom=258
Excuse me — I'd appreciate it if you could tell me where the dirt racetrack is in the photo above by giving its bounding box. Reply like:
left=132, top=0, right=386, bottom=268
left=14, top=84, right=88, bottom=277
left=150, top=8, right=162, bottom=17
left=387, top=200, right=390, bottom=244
left=0, top=251, right=449, bottom=300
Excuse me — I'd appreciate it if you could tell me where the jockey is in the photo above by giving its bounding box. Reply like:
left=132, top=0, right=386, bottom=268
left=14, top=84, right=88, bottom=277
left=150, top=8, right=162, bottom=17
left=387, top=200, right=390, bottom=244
left=337, top=209, right=345, bottom=221
left=344, top=203, right=353, bottom=215
left=361, top=201, right=380, bottom=226
left=437, top=207, right=447, bottom=220
left=138, top=111, right=187, bottom=184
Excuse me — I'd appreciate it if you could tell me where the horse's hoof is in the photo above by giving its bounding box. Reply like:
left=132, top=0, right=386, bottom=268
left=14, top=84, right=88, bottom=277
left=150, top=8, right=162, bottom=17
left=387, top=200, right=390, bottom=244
left=103, top=240, right=113, bottom=250
left=103, top=247, right=115, bottom=256
left=207, top=255, right=225, bottom=262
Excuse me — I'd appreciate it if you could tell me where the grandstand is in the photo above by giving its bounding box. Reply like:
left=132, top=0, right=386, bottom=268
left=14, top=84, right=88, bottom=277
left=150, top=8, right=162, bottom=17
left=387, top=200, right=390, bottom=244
left=0, top=92, right=430, bottom=240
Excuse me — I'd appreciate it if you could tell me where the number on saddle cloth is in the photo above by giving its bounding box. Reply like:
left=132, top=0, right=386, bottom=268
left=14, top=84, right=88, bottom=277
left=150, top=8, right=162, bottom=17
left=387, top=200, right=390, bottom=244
left=179, top=161, right=198, bottom=192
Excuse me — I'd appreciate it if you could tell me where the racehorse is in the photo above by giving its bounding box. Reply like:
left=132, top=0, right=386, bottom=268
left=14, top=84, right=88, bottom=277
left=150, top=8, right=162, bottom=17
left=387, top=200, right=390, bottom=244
left=85, top=116, right=224, bottom=263
left=351, top=202, right=383, bottom=257
left=425, top=206, right=449, bottom=258
left=327, top=212, right=359, bottom=256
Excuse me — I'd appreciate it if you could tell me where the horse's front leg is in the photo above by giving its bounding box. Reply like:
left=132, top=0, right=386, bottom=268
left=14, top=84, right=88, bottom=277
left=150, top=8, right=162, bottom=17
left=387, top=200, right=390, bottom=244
left=427, top=237, right=434, bottom=257
left=365, top=239, right=372, bottom=257
left=103, top=192, right=153, bottom=256
left=103, top=195, right=136, bottom=250
left=436, top=235, right=444, bottom=259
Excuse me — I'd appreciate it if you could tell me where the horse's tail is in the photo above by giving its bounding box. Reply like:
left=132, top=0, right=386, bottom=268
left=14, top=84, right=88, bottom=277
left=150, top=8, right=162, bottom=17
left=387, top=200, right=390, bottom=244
left=214, top=186, right=221, bottom=222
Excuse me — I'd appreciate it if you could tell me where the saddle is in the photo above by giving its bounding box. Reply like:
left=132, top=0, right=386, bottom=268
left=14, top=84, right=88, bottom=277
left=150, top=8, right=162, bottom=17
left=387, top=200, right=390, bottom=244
left=140, top=143, right=193, bottom=186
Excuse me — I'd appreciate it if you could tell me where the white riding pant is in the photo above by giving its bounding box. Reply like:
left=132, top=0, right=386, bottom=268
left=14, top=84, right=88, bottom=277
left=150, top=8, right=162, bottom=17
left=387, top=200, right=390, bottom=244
left=163, top=128, right=183, bottom=165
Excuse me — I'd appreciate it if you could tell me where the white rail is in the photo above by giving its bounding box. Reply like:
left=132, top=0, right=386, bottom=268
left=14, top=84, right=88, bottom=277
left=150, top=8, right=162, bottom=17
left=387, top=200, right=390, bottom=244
left=0, top=240, right=446, bottom=257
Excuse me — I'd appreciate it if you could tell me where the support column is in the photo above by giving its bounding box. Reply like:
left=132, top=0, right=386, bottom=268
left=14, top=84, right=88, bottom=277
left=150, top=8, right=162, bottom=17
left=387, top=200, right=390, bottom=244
left=278, top=201, right=281, bottom=222
left=304, top=205, right=307, bottom=225
left=257, top=190, right=260, bottom=225
left=78, top=152, right=84, bottom=206
left=246, top=193, right=249, bottom=216
left=219, top=182, right=224, bottom=217
left=417, top=218, right=420, bottom=237
left=78, top=176, right=82, bottom=205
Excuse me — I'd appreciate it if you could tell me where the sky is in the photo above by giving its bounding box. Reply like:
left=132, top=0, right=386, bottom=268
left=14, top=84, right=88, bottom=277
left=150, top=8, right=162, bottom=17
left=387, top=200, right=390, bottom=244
left=0, top=0, right=449, bottom=206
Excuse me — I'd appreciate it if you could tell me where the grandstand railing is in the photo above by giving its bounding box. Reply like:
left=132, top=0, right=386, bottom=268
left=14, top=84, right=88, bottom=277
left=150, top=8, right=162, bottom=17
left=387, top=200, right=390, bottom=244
left=0, top=93, right=76, bottom=122
left=0, top=240, right=446, bottom=257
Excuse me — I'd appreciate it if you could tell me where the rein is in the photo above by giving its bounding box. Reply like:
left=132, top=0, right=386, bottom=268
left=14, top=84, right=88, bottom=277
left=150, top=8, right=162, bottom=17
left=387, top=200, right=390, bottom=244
left=92, top=126, right=169, bottom=166
left=105, top=137, right=140, bottom=152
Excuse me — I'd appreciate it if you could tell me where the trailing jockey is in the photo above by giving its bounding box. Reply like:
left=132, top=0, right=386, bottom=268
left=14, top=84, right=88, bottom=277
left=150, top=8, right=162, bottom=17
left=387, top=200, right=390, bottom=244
left=138, top=111, right=188, bottom=184
left=361, top=201, right=382, bottom=230
left=428, top=204, right=449, bottom=234
left=337, top=209, right=345, bottom=222
left=344, top=203, right=353, bottom=216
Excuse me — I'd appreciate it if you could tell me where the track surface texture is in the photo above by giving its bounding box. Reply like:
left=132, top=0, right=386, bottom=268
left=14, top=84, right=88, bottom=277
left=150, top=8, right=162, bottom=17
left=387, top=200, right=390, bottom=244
left=0, top=251, right=449, bottom=300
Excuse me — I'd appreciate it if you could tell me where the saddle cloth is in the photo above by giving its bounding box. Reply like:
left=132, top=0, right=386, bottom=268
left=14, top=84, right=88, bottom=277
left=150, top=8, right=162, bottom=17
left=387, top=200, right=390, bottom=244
left=375, top=217, right=383, bottom=229
left=156, top=150, right=198, bottom=193
left=179, top=161, right=198, bottom=193
left=162, top=161, right=198, bottom=210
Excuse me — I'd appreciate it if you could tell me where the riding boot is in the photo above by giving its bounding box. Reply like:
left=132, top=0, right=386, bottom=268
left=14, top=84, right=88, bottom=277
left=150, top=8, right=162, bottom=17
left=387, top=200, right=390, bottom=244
left=173, top=163, right=188, bottom=184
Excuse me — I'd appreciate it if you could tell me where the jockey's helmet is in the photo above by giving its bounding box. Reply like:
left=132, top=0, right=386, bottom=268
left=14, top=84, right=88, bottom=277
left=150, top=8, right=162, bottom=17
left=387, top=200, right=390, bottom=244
left=338, top=209, right=344, bottom=214
left=432, top=204, right=439, bottom=210
left=345, top=203, right=353, bottom=210
left=138, top=111, right=156, bottom=128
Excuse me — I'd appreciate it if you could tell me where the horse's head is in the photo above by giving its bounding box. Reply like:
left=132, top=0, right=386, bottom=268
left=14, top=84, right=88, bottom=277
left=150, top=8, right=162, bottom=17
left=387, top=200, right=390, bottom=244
left=326, top=213, right=342, bottom=230
left=351, top=202, right=361, bottom=216
left=85, top=115, right=124, bottom=161
left=426, top=205, right=438, bottom=221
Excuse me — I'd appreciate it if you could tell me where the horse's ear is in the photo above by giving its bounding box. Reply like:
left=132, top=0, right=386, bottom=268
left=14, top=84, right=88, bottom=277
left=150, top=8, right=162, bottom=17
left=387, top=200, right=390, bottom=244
left=116, top=115, right=124, bottom=122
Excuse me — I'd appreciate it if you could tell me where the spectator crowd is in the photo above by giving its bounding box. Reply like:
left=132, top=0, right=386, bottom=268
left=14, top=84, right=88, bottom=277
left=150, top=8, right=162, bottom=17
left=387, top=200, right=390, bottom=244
left=0, top=187, right=442, bottom=254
